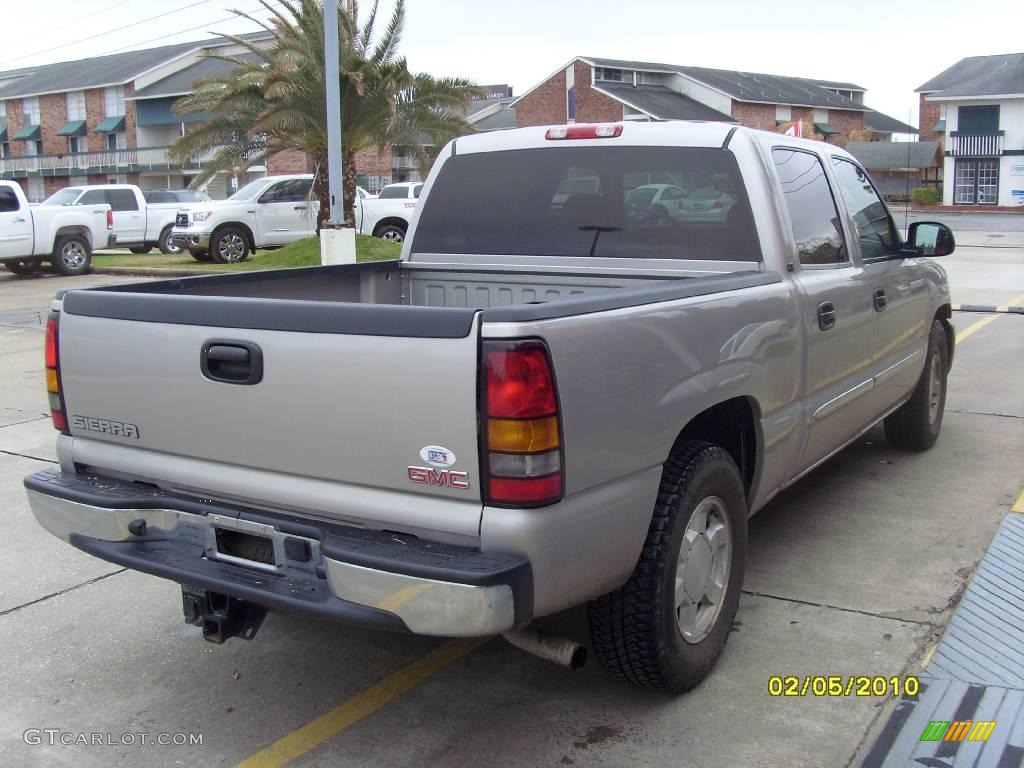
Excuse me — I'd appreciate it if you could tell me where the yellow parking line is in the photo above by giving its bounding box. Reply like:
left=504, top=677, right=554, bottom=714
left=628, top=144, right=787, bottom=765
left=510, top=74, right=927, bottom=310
left=236, top=638, right=485, bottom=768
left=1012, top=487, right=1024, bottom=515
left=956, top=314, right=1000, bottom=343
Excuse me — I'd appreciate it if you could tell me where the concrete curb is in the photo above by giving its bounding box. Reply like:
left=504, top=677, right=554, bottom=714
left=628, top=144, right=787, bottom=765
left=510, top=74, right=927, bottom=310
left=89, top=266, right=221, bottom=278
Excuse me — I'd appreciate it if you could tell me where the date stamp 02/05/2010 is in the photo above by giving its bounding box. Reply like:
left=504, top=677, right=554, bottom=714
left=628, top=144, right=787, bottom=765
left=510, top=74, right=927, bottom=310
left=768, top=675, right=920, bottom=698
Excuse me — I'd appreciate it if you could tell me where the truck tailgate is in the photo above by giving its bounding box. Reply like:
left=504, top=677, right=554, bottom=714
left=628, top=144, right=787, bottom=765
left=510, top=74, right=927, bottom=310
left=55, top=300, right=483, bottom=536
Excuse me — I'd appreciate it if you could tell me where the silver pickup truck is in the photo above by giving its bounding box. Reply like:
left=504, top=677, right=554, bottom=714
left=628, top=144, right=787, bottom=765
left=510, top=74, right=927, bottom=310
left=25, top=121, right=955, bottom=694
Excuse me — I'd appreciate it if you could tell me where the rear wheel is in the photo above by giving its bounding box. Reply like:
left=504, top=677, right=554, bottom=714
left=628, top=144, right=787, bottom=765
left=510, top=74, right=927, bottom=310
left=3, top=257, right=43, bottom=276
left=128, top=245, right=153, bottom=254
left=210, top=227, right=250, bottom=263
left=884, top=320, right=948, bottom=451
left=159, top=226, right=183, bottom=255
left=375, top=224, right=405, bottom=243
left=51, top=235, right=92, bottom=276
left=588, top=441, right=747, bottom=694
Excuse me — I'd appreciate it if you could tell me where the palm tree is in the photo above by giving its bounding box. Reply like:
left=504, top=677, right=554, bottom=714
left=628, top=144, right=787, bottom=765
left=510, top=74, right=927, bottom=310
left=170, top=0, right=480, bottom=228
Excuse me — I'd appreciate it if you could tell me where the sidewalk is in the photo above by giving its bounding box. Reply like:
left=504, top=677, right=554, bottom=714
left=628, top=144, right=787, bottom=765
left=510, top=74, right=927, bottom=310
left=860, top=513, right=1024, bottom=767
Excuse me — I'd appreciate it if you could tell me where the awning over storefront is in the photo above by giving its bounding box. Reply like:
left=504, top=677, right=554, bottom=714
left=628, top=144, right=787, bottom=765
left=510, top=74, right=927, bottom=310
left=814, top=122, right=839, bottom=136
left=57, top=119, right=87, bottom=137
left=93, top=115, right=126, bottom=133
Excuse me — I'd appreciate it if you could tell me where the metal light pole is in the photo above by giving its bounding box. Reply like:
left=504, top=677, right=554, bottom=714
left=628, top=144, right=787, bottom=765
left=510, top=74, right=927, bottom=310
left=323, top=0, right=343, bottom=224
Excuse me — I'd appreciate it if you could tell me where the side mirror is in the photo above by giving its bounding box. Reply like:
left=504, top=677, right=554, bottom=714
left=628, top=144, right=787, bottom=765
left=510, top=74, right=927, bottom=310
left=903, top=221, right=955, bottom=257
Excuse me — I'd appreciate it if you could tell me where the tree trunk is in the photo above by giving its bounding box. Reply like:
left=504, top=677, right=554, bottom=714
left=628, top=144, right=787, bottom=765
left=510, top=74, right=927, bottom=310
left=342, top=147, right=357, bottom=228
left=312, top=149, right=330, bottom=232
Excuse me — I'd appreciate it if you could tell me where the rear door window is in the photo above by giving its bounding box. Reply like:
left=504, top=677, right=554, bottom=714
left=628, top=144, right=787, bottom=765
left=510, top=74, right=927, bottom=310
left=772, top=148, right=847, bottom=266
left=0, top=187, right=21, bottom=212
left=107, top=189, right=139, bottom=211
left=78, top=190, right=106, bottom=205
left=412, top=146, right=761, bottom=262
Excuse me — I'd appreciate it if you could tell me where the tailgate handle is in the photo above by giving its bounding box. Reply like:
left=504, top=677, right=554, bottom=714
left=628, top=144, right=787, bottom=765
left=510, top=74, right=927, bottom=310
left=201, top=341, right=263, bottom=385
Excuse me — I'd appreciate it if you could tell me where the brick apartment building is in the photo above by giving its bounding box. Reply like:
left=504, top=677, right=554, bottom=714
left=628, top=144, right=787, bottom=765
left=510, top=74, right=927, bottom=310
left=0, top=34, right=293, bottom=201
left=513, top=57, right=913, bottom=146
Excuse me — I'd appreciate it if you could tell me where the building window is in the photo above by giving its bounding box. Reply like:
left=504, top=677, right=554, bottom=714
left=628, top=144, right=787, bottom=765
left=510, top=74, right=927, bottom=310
left=957, top=105, right=999, bottom=134
left=954, top=159, right=999, bottom=205
left=567, top=86, right=576, bottom=122
left=22, top=96, right=40, bottom=125
left=70, top=175, right=88, bottom=186
left=776, top=105, right=792, bottom=122
left=106, top=132, right=126, bottom=151
left=595, top=67, right=623, bottom=82
left=0, top=142, right=8, bottom=158
left=28, top=139, right=43, bottom=156
left=27, top=177, right=44, bottom=202
left=68, top=135, right=87, bottom=154
left=66, top=90, right=86, bottom=121
left=104, top=86, right=125, bottom=117
left=814, top=109, right=829, bottom=124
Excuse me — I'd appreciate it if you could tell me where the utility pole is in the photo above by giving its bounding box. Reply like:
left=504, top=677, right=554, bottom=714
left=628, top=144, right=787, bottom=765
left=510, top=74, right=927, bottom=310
left=323, top=0, right=343, bottom=224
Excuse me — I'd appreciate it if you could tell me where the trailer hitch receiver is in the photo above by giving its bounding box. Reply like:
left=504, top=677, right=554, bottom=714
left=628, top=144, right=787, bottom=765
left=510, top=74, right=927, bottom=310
left=181, top=585, right=267, bottom=643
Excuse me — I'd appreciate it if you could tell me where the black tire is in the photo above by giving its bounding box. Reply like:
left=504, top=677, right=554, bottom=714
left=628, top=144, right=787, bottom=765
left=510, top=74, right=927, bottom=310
left=588, top=441, right=747, bottom=694
left=51, top=235, right=92, bottom=276
left=128, top=245, right=153, bottom=254
left=884, top=319, right=948, bottom=451
left=3, top=257, right=44, bottom=276
left=159, top=226, right=183, bottom=255
left=210, top=226, right=250, bottom=263
left=375, top=224, right=405, bottom=243
left=188, top=247, right=211, bottom=262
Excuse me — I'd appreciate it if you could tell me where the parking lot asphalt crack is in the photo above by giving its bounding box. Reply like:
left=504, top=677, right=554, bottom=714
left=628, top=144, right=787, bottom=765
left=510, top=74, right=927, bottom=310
left=0, top=415, right=50, bottom=429
left=947, top=408, right=1022, bottom=419
left=741, top=589, right=937, bottom=626
left=0, top=447, right=57, bottom=464
left=0, top=569, right=127, bottom=619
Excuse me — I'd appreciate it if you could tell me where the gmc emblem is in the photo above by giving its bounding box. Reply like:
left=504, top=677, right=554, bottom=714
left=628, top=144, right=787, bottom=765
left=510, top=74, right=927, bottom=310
left=407, top=466, right=470, bottom=489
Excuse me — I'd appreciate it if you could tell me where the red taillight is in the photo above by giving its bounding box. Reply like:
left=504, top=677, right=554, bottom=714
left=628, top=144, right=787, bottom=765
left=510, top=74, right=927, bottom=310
left=482, top=340, right=563, bottom=507
left=45, top=313, right=69, bottom=435
left=545, top=123, right=623, bottom=140
left=106, top=209, right=113, bottom=229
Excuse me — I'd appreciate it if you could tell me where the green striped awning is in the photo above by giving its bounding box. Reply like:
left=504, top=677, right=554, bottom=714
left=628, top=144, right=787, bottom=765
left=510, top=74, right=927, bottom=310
left=12, top=123, right=41, bottom=140
left=93, top=115, right=126, bottom=133
left=57, top=119, right=87, bottom=137
left=814, top=122, right=839, bottom=136
left=932, top=119, right=946, bottom=133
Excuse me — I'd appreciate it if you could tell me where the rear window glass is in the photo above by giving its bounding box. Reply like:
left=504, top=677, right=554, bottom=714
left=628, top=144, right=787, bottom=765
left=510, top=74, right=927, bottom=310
left=378, top=186, right=407, bottom=199
left=411, top=147, right=761, bottom=261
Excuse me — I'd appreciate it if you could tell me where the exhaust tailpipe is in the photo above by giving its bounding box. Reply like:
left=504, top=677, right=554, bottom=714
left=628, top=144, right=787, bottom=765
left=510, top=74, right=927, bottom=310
left=503, top=628, right=587, bottom=670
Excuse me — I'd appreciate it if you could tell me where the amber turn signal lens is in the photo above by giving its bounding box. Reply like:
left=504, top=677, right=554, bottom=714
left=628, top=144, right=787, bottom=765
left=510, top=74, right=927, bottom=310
left=488, top=416, right=560, bottom=453
left=46, top=368, right=60, bottom=393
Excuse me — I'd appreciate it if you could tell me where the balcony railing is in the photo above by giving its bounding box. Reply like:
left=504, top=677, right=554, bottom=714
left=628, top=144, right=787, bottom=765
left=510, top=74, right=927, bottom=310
left=392, top=156, right=417, bottom=170
left=0, top=145, right=233, bottom=176
left=949, top=132, right=1004, bottom=157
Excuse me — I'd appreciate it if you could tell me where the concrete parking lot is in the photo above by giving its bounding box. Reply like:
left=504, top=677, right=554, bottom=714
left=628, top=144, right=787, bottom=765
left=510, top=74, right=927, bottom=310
left=0, top=230, right=1022, bottom=768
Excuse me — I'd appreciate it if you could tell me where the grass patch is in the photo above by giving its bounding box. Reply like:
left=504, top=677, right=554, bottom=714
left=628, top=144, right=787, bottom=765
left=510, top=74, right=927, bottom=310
left=92, top=235, right=401, bottom=271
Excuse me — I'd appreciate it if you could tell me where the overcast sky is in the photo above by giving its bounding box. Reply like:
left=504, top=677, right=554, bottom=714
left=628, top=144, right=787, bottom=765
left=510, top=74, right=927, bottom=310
left=3, top=0, right=1020, bottom=130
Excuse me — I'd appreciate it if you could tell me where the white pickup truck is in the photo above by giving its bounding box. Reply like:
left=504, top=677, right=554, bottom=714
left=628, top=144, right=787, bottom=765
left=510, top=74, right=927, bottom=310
left=171, top=175, right=318, bottom=263
left=42, top=184, right=185, bottom=256
left=0, top=180, right=112, bottom=276
left=356, top=182, right=422, bottom=243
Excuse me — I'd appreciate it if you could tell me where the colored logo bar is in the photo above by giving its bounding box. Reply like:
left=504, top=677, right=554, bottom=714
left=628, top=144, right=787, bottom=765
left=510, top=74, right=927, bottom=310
left=920, top=721, right=997, bottom=742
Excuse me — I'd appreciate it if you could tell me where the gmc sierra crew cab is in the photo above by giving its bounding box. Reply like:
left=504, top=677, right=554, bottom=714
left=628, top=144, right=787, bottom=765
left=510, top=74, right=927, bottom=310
left=0, top=180, right=112, bottom=276
left=25, top=121, right=956, bottom=693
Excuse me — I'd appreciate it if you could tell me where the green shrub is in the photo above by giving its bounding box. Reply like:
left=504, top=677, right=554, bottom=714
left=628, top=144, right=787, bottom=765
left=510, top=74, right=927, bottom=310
left=911, top=187, right=939, bottom=205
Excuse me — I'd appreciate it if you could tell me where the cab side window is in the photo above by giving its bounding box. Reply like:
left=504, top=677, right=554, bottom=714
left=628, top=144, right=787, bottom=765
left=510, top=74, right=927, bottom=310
left=0, top=187, right=21, bottom=212
left=78, top=190, right=106, bottom=205
left=260, top=179, right=310, bottom=203
left=107, top=189, right=139, bottom=211
left=830, top=158, right=899, bottom=260
left=772, top=148, right=846, bottom=266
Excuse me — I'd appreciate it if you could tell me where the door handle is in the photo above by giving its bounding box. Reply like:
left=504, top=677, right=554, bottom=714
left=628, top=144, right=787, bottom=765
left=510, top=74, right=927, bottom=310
left=201, top=340, right=263, bottom=385
left=872, top=288, right=887, bottom=312
left=12, top=217, right=26, bottom=222
left=817, top=301, right=836, bottom=331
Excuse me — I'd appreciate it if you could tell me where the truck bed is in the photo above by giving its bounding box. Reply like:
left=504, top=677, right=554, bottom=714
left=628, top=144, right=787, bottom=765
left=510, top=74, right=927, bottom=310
left=62, top=260, right=775, bottom=338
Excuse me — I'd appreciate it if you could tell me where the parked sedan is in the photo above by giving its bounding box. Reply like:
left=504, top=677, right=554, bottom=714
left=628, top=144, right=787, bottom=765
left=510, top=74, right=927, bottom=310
left=625, top=183, right=688, bottom=222
left=678, top=186, right=737, bottom=222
